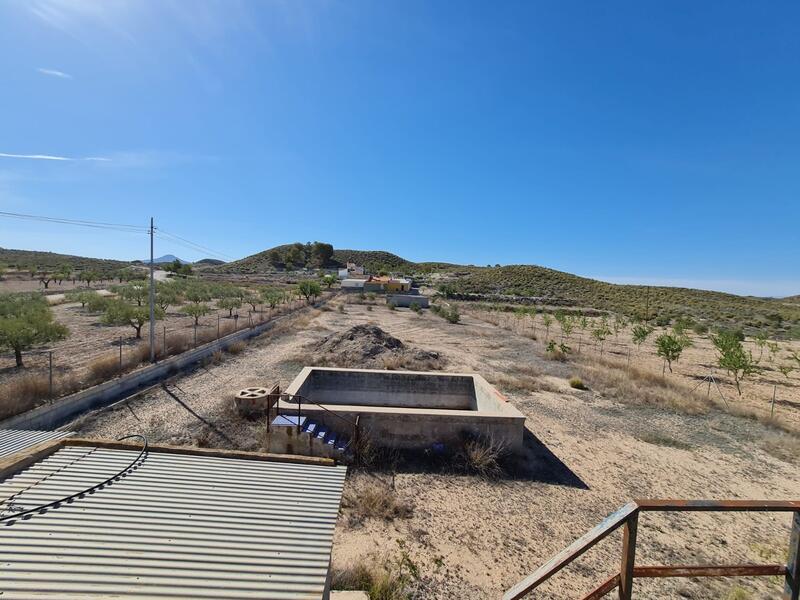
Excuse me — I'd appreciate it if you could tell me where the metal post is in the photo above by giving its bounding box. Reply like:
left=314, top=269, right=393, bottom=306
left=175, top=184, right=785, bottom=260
left=163, top=325, right=166, bottom=357
left=217, top=315, right=220, bottom=339
left=619, top=512, right=639, bottom=600
left=297, top=395, right=302, bottom=434
left=193, top=323, right=197, bottom=347
left=786, top=511, right=800, bottom=600
left=119, top=336, right=123, bottom=375
left=771, top=385, right=777, bottom=418
left=148, top=217, right=156, bottom=363
left=707, top=369, right=712, bottom=397
left=48, top=351, right=53, bottom=398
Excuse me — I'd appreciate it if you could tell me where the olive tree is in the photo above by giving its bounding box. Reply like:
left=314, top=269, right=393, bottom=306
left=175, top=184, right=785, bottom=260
left=0, top=293, right=69, bottom=367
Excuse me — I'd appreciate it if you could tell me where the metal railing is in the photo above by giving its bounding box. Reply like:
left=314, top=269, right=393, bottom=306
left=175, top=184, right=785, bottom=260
left=504, top=499, right=800, bottom=600
left=274, top=392, right=360, bottom=456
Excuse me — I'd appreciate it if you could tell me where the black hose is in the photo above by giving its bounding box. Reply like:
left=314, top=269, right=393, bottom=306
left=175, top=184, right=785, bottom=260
left=1, top=434, right=148, bottom=524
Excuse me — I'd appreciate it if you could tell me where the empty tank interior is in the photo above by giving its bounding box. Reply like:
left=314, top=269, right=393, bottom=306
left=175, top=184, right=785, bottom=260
left=298, top=369, right=478, bottom=410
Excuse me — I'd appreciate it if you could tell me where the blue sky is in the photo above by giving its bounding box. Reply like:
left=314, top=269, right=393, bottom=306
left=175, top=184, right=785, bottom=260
left=0, top=1, right=798, bottom=296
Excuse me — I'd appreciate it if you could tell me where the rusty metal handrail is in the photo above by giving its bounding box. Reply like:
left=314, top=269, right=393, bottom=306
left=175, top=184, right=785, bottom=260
left=503, top=499, right=800, bottom=600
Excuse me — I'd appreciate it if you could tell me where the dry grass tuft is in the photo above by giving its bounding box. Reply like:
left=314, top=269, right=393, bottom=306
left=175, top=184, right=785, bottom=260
left=87, top=354, right=122, bottom=382
left=762, top=433, right=800, bottom=463
left=330, top=560, right=411, bottom=599
left=575, top=354, right=711, bottom=415
left=343, top=483, right=413, bottom=524
left=637, top=431, right=693, bottom=450
left=227, top=340, right=247, bottom=355
left=460, top=436, right=508, bottom=478
left=0, top=372, right=80, bottom=420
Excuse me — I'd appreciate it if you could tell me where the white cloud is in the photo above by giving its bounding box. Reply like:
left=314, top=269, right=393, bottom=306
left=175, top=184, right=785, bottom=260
left=0, top=153, right=110, bottom=162
left=37, top=67, right=73, bottom=79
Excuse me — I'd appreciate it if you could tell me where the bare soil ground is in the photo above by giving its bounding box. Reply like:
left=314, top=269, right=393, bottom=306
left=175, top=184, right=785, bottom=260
left=66, top=297, right=799, bottom=599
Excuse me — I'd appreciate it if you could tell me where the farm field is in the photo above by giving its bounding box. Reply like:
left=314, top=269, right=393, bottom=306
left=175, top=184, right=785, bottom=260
left=0, top=272, right=325, bottom=420
left=465, top=305, right=800, bottom=432
left=67, top=295, right=800, bottom=599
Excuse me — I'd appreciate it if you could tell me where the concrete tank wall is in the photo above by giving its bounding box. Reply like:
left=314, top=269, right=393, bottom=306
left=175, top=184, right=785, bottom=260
left=299, top=368, right=477, bottom=410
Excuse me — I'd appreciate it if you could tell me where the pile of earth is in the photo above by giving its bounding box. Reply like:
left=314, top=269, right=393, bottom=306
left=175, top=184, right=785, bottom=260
left=310, top=324, right=441, bottom=368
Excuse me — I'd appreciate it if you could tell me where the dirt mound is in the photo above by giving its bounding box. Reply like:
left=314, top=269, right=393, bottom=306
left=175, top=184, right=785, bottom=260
left=311, top=325, right=441, bottom=369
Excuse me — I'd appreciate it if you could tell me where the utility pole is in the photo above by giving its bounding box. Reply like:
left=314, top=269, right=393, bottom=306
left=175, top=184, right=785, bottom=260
left=149, top=217, right=156, bottom=363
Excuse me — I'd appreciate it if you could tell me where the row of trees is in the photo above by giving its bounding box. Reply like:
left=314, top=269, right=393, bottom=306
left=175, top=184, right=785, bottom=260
left=480, top=303, right=797, bottom=398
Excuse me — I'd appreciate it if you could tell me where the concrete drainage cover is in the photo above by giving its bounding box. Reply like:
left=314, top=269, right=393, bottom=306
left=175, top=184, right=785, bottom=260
left=236, top=387, right=270, bottom=399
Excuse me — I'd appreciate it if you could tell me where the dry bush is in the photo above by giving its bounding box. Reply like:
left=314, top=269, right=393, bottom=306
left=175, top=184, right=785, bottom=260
left=460, top=435, right=508, bottom=478
left=762, top=433, right=800, bottom=463
left=488, top=366, right=541, bottom=394
left=330, top=560, right=411, bottom=599
left=636, top=431, right=692, bottom=450
left=576, top=354, right=711, bottom=415
left=227, top=340, right=247, bottom=355
left=343, top=483, right=413, bottom=524
left=568, top=376, right=588, bottom=390
left=0, top=372, right=81, bottom=421
left=489, top=373, right=540, bottom=394
left=87, top=354, right=122, bottom=382
left=166, top=331, right=191, bottom=355
left=211, top=350, right=225, bottom=365
left=0, top=374, right=50, bottom=420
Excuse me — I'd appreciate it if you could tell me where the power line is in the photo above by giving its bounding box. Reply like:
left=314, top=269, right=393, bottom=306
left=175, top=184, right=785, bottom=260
left=0, top=210, right=235, bottom=262
left=0, top=211, right=147, bottom=234
left=155, top=229, right=236, bottom=261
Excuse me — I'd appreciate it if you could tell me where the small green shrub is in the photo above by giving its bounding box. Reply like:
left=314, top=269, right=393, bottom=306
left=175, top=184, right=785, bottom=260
left=409, top=302, right=421, bottom=313
left=568, top=376, right=587, bottom=390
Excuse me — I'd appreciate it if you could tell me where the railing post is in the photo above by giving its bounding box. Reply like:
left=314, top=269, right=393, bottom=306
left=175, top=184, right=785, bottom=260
left=619, top=511, right=639, bottom=600
left=786, top=511, right=800, bottom=600
left=297, top=395, right=302, bottom=434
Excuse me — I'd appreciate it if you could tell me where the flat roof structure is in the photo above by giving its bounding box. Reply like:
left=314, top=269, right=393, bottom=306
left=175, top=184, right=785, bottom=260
left=0, top=438, right=347, bottom=599
left=0, top=428, right=73, bottom=459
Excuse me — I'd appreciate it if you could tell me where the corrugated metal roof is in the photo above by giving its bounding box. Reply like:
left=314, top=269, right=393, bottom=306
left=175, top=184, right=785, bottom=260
left=0, top=445, right=347, bottom=599
left=0, top=429, right=74, bottom=459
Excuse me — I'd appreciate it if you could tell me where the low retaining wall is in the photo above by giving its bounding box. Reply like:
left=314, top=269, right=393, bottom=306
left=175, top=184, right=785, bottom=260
left=0, top=303, right=323, bottom=431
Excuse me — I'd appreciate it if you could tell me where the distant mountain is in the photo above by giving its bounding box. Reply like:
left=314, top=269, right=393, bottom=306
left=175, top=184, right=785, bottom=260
left=0, top=247, right=129, bottom=273
left=195, top=258, right=225, bottom=266
left=140, top=254, right=187, bottom=265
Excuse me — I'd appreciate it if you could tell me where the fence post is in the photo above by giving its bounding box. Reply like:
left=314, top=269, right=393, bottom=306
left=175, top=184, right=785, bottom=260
left=118, top=337, right=123, bottom=376
left=786, top=511, right=800, bottom=600
left=193, top=323, right=197, bottom=348
left=619, top=511, right=639, bottom=600
left=48, top=351, right=53, bottom=398
left=217, top=315, right=220, bottom=340
left=771, top=385, right=777, bottom=418
left=163, top=325, right=166, bottom=357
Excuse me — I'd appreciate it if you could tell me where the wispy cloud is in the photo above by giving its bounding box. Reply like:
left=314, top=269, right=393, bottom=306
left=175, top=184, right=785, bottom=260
left=0, top=153, right=110, bottom=162
left=37, top=67, right=72, bottom=79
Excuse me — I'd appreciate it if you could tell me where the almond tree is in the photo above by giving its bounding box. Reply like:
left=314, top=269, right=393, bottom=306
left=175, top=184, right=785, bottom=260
left=655, top=333, right=684, bottom=374
left=181, top=303, right=211, bottom=325
left=712, top=330, right=761, bottom=395
left=104, top=299, right=164, bottom=339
